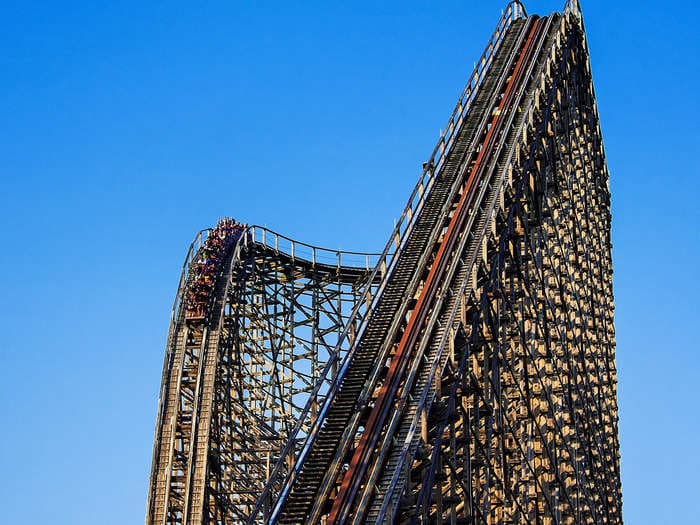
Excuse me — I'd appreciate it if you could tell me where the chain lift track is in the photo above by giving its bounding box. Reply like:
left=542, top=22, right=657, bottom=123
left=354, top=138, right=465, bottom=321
left=147, top=1, right=622, bottom=523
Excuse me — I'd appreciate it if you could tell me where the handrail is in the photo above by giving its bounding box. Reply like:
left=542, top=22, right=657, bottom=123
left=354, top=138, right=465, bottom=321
left=247, top=2, right=528, bottom=523
left=245, top=224, right=383, bottom=271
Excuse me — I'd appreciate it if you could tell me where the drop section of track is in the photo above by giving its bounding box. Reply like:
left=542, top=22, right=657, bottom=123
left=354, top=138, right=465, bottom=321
left=275, top=17, right=531, bottom=525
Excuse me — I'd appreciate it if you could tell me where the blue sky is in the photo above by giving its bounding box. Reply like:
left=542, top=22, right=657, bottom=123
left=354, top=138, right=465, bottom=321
left=1, top=1, right=698, bottom=523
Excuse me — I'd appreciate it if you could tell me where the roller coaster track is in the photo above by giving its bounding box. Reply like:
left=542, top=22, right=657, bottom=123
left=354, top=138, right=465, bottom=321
left=147, top=225, right=384, bottom=524
left=147, top=1, right=622, bottom=523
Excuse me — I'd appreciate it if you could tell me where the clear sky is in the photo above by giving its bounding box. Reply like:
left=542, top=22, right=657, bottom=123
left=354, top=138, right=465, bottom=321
left=1, top=1, right=697, bottom=523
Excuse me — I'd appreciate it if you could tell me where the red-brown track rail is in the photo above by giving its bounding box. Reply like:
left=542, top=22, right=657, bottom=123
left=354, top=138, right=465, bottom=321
left=327, top=16, right=549, bottom=524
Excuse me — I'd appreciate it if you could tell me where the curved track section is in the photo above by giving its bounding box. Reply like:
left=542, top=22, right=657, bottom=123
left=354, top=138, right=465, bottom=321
left=147, top=223, right=382, bottom=525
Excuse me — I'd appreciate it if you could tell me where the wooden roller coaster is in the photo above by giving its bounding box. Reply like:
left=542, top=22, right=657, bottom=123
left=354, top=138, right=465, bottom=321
left=147, top=1, right=622, bottom=524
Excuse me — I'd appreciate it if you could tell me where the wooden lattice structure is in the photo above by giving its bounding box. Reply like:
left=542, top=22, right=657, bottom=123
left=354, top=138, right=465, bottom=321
left=147, top=1, right=622, bottom=524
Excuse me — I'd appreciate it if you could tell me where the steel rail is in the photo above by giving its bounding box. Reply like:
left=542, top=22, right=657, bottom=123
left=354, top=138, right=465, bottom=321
left=326, top=16, right=548, bottom=525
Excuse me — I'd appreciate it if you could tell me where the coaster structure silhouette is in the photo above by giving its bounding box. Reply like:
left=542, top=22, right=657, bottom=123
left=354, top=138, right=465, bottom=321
left=147, top=1, right=623, bottom=523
